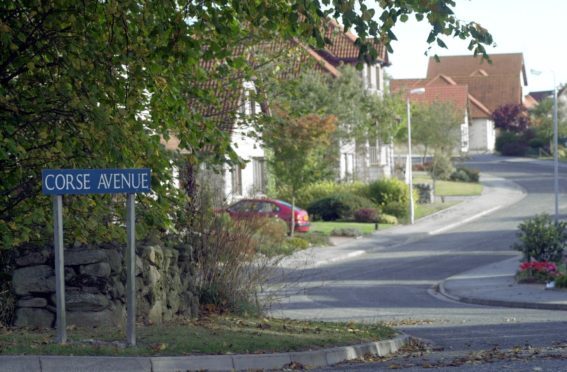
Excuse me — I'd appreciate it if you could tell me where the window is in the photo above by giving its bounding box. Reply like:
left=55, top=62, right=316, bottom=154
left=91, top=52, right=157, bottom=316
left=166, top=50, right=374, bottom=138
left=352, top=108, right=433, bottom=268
left=231, top=166, right=242, bottom=196
left=252, top=157, right=267, bottom=194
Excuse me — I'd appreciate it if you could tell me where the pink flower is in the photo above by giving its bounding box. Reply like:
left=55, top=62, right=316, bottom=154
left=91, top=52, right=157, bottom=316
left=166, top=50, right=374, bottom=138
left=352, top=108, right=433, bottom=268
left=519, top=261, right=557, bottom=273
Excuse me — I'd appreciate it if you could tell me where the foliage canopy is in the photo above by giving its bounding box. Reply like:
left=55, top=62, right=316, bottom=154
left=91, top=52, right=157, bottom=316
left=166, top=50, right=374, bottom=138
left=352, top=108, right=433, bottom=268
left=1, top=0, right=494, bottom=249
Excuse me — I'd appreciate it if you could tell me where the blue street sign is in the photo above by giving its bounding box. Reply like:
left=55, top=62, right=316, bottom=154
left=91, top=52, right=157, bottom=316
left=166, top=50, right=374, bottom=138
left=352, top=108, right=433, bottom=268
left=42, top=168, right=151, bottom=195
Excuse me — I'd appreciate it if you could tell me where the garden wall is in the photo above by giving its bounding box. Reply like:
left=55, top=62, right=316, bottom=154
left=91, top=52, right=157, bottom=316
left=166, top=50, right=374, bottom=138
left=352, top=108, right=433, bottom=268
left=11, top=242, right=198, bottom=329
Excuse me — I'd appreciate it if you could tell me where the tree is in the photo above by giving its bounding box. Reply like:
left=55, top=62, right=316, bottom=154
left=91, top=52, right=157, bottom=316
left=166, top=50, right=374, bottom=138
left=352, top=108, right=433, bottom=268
left=492, top=104, right=531, bottom=133
left=1, top=1, right=494, bottom=250
left=262, top=108, right=336, bottom=235
left=410, top=101, right=463, bottom=190
left=529, top=97, right=567, bottom=152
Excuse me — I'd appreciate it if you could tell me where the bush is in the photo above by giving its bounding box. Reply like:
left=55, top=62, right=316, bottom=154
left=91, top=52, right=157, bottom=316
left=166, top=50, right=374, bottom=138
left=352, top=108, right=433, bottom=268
left=300, top=231, right=331, bottom=247
left=555, top=275, right=567, bottom=288
left=307, top=193, right=376, bottom=221
left=429, top=154, right=454, bottom=181
left=450, top=167, right=480, bottom=183
left=354, top=208, right=380, bottom=223
left=0, top=249, right=15, bottom=326
left=512, top=214, right=566, bottom=263
left=377, top=214, right=398, bottom=225
left=501, top=141, right=528, bottom=156
left=283, top=236, right=310, bottom=252
left=496, top=131, right=529, bottom=156
left=382, top=201, right=408, bottom=219
left=254, top=217, right=291, bottom=257
left=363, top=178, right=409, bottom=207
left=188, top=190, right=278, bottom=315
left=276, top=181, right=365, bottom=209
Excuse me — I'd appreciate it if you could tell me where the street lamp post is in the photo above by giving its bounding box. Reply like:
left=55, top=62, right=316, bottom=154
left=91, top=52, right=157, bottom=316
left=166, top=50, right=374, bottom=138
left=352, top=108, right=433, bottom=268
left=531, top=69, right=559, bottom=222
left=406, top=88, right=425, bottom=224
left=553, top=77, right=559, bottom=222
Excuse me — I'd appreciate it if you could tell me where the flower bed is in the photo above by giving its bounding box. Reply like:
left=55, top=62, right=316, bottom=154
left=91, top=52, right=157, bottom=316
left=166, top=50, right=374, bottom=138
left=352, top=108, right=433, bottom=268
left=515, top=261, right=559, bottom=284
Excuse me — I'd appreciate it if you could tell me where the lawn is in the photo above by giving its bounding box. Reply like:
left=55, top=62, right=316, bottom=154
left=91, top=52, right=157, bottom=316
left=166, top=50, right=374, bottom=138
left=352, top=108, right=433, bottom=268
left=310, top=221, right=388, bottom=235
left=413, top=174, right=483, bottom=196
left=414, top=201, right=459, bottom=220
left=0, top=316, right=396, bottom=356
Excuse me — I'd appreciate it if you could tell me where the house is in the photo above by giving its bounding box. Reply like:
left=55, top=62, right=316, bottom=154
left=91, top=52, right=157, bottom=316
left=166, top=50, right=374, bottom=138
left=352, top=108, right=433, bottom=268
left=161, top=58, right=269, bottom=205
left=304, top=20, right=393, bottom=181
left=162, top=22, right=392, bottom=203
left=391, top=53, right=528, bottom=153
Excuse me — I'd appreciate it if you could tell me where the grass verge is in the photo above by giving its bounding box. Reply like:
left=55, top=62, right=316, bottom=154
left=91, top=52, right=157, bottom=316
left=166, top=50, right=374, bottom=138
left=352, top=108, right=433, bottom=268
left=0, top=316, right=396, bottom=356
left=310, top=221, right=391, bottom=235
left=413, top=175, right=483, bottom=196
left=415, top=201, right=459, bottom=220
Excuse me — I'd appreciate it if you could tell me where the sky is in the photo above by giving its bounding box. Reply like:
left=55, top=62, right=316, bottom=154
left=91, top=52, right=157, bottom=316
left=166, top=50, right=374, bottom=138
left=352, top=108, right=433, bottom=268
left=382, top=0, right=566, bottom=93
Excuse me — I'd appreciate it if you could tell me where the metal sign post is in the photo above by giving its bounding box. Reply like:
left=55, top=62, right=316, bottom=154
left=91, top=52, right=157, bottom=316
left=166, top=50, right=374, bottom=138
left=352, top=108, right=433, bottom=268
left=126, top=193, right=136, bottom=346
left=52, top=195, right=66, bottom=344
left=42, top=168, right=151, bottom=346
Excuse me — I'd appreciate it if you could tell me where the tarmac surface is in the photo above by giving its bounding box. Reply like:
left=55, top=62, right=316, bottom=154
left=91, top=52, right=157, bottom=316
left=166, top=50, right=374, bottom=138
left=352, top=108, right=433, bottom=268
left=2, top=166, right=566, bottom=371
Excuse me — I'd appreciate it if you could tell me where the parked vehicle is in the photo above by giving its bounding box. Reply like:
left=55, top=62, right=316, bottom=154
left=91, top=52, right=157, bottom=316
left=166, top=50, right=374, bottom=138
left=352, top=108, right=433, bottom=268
left=226, top=198, right=310, bottom=232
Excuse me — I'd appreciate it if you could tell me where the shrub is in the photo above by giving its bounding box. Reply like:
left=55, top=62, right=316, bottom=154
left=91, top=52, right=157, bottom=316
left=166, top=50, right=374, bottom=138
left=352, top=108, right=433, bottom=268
left=512, top=214, right=566, bottom=263
left=363, top=178, right=409, bottom=207
left=0, top=249, right=15, bottom=326
left=382, top=201, right=408, bottom=219
left=450, top=167, right=480, bottom=183
left=496, top=131, right=529, bottom=156
left=188, top=190, right=278, bottom=315
left=515, top=261, right=559, bottom=284
left=429, top=154, right=454, bottom=181
left=354, top=208, right=379, bottom=223
left=555, top=275, right=567, bottom=288
left=330, top=228, right=362, bottom=238
left=283, top=236, right=310, bottom=252
left=307, top=193, right=376, bottom=221
left=254, top=217, right=291, bottom=257
left=301, top=231, right=331, bottom=247
left=276, top=181, right=365, bottom=209
left=501, top=141, right=528, bottom=156
left=378, top=214, right=398, bottom=225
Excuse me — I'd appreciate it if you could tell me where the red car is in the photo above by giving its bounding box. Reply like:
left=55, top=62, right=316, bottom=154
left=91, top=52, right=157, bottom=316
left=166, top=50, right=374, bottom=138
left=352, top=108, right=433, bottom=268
left=226, top=198, right=310, bottom=232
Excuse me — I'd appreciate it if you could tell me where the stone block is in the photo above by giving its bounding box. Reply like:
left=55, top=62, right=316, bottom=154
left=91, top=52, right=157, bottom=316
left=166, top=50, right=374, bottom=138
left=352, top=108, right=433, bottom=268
left=147, top=300, right=163, bottom=324
left=53, top=292, right=110, bottom=312
left=65, top=249, right=107, bottom=266
left=80, top=262, right=111, bottom=278
left=67, top=307, right=124, bottom=328
left=15, top=251, right=48, bottom=267
left=145, top=265, right=161, bottom=286
left=12, top=265, right=55, bottom=296
left=14, top=307, right=54, bottom=328
left=105, top=249, right=123, bottom=273
left=17, top=297, right=48, bottom=308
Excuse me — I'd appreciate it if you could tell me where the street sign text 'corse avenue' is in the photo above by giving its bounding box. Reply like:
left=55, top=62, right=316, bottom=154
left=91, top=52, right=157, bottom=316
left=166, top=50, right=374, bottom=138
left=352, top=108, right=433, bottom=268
left=42, top=168, right=151, bottom=195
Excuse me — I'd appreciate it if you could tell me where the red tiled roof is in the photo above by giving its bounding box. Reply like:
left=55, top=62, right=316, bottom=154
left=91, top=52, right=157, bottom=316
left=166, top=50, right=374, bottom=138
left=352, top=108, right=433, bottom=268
left=450, top=74, right=523, bottom=112
left=426, top=53, right=526, bottom=85
left=523, top=94, right=539, bottom=110
left=390, top=76, right=492, bottom=118
left=314, top=19, right=389, bottom=67
left=410, top=85, right=468, bottom=113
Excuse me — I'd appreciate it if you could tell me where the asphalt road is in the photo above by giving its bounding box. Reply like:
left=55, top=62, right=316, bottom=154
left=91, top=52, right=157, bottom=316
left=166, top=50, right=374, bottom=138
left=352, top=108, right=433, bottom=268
left=269, top=155, right=567, bottom=370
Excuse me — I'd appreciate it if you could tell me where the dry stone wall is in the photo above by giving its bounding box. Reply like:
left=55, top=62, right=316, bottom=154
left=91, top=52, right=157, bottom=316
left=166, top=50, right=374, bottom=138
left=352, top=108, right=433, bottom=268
left=11, top=242, right=198, bottom=328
